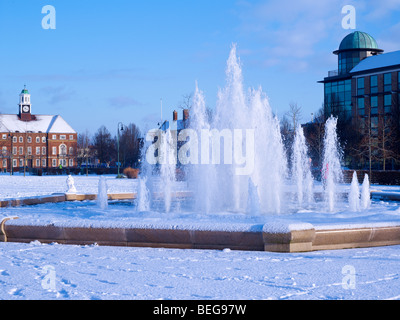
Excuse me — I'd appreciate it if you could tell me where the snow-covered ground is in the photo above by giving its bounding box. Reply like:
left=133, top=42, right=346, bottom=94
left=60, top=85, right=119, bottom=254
left=0, top=174, right=400, bottom=300
left=1, top=241, right=400, bottom=300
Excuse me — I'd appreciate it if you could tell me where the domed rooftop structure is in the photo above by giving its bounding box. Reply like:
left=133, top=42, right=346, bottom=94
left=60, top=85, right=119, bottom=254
left=334, top=31, right=383, bottom=55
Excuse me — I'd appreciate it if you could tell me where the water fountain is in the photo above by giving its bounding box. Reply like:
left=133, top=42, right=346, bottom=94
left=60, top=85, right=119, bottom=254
left=3, top=45, right=400, bottom=254
left=349, top=171, right=360, bottom=212
left=361, top=174, right=371, bottom=210
left=97, top=176, right=108, bottom=210
left=292, top=125, right=314, bottom=207
left=322, top=116, right=343, bottom=212
left=185, top=45, right=287, bottom=215
left=136, top=176, right=150, bottom=212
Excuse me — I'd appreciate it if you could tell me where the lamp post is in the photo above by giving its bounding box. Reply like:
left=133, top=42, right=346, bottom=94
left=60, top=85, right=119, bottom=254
left=117, top=122, right=125, bottom=178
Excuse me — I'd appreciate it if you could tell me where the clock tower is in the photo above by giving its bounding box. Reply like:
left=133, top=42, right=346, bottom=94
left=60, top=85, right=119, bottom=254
left=19, top=85, right=32, bottom=121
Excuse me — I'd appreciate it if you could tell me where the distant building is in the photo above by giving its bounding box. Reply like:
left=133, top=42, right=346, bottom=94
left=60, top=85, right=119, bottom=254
left=0, top=87, right=77, bottom=173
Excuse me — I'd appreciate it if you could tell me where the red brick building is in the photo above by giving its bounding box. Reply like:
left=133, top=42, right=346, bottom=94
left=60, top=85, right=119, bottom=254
left=0, top=87, right=77, bottom=173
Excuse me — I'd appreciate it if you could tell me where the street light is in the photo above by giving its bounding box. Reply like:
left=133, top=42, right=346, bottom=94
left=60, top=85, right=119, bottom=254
left=117, top=122, right=125, bottom=178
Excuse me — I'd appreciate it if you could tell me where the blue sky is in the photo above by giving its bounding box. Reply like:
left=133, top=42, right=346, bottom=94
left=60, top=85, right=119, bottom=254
left=1, top=0, right=400, bottom=135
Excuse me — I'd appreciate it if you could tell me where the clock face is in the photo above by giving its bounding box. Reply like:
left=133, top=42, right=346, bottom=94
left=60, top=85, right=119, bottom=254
left=22, top=106, right=30, bottom=113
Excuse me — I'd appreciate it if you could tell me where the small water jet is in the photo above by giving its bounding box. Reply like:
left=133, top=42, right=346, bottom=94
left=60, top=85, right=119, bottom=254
left=97, top=176, right=108, bottom=210
left=361, top=174, right=371, bottom=210
left=349, top=171, right=360, bottom=212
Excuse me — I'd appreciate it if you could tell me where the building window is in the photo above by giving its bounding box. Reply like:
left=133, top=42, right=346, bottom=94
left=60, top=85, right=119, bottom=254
left=59, top=144, right=67, bottom=156
left=371, top=116, right=378, bottom=135
left=60, top=159, right=66, bottom=166
left=384, top=73, right=392, bottom=92
left=42, top=137, right=46, bottom=143
left=27, top=147, right=32, bottom=155
left=19, top=159, right=23, bottom=167
left=398, top=71, right=400, bottom=90
left=19, top=136, right=23, bottom=143
left=69, top=147, right=74, bottom=155
left=13, top=159, right=17, bottom=168
left=52, top=135, right=56, bottom=140
left=384, top=94, right=392, bottom=113
left=42, top=159, right=46, bottom=167
left=36, top=147, right=40, bottom=155
left=52, top=147, right=57, bottom=155
left=370, top=96, right=378, bottom=115
left=69, top=159, right=74, bottom=167
left=13, top=136, right=17, bottom=143
left=370, top=75, right=378, bottom=94
left=42, top=147, right=46, bottom=155
left=27, top=136, right=32, bottom=143
left=357, top=97, right=365, bottom=116
left=13, top=147, right=17, bottom=155
left=69, top=135, right=74, bottom=140
left=36, top=159, right=40, bottom=167
left=60, top=135, right=66, bottom=140
left=2, top=159, right=7, bottom=168
left=2, top=134, right=6, bottom=140
left=36, top=137, right=40, bottom=143
left=357, top=77, right=364, bottom=96
left=19, top=147, right=23, bottom=155
left=52, top=159, right=57, bottom=167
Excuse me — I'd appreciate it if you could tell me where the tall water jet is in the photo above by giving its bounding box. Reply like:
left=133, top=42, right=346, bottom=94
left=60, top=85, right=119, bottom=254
left=361, top=174, right=371, bottom=210
left=292, top=125, right=313, bottom=207
left=160, top=128, right=176, bottom=213
left=322, top=116, right=343, bottom=212
left=212, top=44, right=248, bottom=212
left=188, top=82, right=215, bottom=214
left=205, top=44, right=287, bottom=214
left=97, top=176, right=108, bottom=210
left=349, top=171, right=360, bottom=212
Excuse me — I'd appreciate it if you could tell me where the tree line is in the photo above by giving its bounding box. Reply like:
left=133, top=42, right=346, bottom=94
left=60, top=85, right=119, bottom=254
left=77, top=123, right=142, bottom=169
left=280, top=102, right=400, bottom=178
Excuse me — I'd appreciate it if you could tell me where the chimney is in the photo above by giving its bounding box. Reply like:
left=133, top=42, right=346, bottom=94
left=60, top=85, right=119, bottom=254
left=183, top=109, right=189, bottom=121
left=173, top=110, right=178, bottom=121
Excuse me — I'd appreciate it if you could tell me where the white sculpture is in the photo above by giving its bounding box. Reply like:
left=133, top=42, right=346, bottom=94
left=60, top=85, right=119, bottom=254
left=66, top=175, right=77, bottom=193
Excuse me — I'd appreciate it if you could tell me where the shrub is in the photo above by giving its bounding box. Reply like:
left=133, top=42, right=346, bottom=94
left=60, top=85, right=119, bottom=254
left=123, top=167, right=139, bottom=179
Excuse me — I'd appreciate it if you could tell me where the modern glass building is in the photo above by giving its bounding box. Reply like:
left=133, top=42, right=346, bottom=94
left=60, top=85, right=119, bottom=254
left=320, top=31, right=385, bottom=120
left=319, top=31, right=400, bottom=169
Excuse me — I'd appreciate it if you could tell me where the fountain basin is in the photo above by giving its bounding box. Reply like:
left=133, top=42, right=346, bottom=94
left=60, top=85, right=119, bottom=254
left=2, top=216, right=400, bottom=253
left=1, top=191, right=400, bottom=252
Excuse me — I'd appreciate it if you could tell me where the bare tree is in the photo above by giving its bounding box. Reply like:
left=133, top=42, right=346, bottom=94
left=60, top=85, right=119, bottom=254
left=118, top=123, right=142, bottom=168
left=77, top=130, right=92, bottom=175
left=286, top=102, right=303, bottom=133
left=303, top=107, right=325, bottom=168
left=92, top=126, right=115, bottom=166
left=376, top=116, right=399, bottom=170
left=178, top=93, right=193, bottom=110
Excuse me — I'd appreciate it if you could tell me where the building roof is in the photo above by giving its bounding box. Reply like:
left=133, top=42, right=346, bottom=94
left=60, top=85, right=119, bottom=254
left=0, top=114, right=76, bottom=134
left=350, top=50, right=400, bottom=74
left=338, top=31, right=380, bottom=51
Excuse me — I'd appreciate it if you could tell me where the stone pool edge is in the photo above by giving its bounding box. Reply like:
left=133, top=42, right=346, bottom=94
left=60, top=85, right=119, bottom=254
left=1, top=192, right=400, bottom=253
